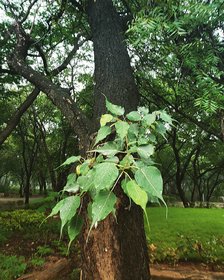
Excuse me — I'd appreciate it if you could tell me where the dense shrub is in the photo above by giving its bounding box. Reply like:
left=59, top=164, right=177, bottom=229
left=0, top=210, right=45, bottom=231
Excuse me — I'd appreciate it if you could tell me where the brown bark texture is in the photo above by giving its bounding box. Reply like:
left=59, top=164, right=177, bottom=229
left=87, top=0, right=139, bottom=127
left=81, top=192, right=150, bottom=280
left=79, top=1, right=150, bottom=279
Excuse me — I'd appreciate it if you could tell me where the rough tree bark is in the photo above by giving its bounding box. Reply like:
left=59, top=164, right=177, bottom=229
left=79, top=1, right=150, bottom=279
left=86, top=0, right=139, bottom=124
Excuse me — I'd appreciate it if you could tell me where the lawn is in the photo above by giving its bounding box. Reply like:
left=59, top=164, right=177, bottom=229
left=146, top=207, right=224, bottom=264
left=0, top=204, right=223, bottom=279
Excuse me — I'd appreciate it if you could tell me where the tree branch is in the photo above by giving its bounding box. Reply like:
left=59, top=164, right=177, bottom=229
left=7, top=23, right=91, bottom=153
left=20, top=0, right=39, bottom=24
left=0, top=67, right=16, bottom=75
left=50, top=34, right=84, bottom=76
left=0, top=87, right=40, bottom=146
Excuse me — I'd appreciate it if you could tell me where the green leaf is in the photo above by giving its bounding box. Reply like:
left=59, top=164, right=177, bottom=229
left=138, top=107, right=149, bottom=115
left=128, top=146, right=137, bottom=154
left=143, top=113, right=156, bottom=126
left=122, top=180, right=148, bottom=211
left=100, top=114, right=114, bottom=127
left=59, top=196, right=80, bottom=238
left=93, top=142, right=119, bottom=156
left=142, top=157, right=155, bottom=166
left=96, top=154, right=104, bottom=163
left=95, top=126, right=112, bottom=145
left=67, top=215, right=83, bottom=251
left=126, top=111, right=141, bottom=121
left=160, top=110, right=172, bottom=124
left=63, top=173, right=79, bottom=193
left=115, top=138, right=125, bottom=151
left=93, top=162, right=119, bottom=191
left=133, top=160, right=145, bottom=170
left=137, top=136, right=149, bottom=146
left=128, top=123, right=139, bottom=142
left=137, top=144, right=155, bottom=159
left=106, top=99, right=125, bottom=116
left=57, top=156, right=81, bottom=169
left=120, top=154, right=134, bottom=168
left=148, top=134, right=156, bottom=143
left=77, top=169, right=95, bottom=193
left=121, top=178, right=129, bottom=194
left=79, top=160, right=90, bottom=175
left=156, top=122, right=167, bottom=138
left=135, top=166, right=163, bottom=200
left=90, top=190, right=117, bottom=228
left=115, top=121, right=130, bottom=139
left=104, top=156, right=120, bottom=163
left=47, top=199, right=64, bottom=218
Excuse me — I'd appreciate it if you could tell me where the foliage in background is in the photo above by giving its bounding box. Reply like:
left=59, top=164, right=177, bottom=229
left=0, top=206, right=79, bottom=279
left=126, top=0, right=224, bottom=205
left=0, top=209, right=45, bottom=231
left=147, top=207, right=224, bottom=265
left=128, top=0, right=224, bottom=114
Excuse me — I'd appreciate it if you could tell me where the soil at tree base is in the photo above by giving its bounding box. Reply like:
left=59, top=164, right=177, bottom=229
left=151, top=263, right=224, bottom=280
left=16, top=260, right=224, bottom=280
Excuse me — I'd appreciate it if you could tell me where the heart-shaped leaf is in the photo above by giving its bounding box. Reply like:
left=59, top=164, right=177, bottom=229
left=95, top=126, right=112, bottom=145
left=106, top=98, right=125, bottom=116
left=93, top=162, right=119, bottom=191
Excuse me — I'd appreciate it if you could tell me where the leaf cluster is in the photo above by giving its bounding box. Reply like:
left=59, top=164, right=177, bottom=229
left=48, top=99, right=172, bottom=249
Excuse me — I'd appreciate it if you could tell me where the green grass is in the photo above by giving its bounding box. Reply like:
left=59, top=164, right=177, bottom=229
left=145, top=207, right=224, bottom=264
left=0, top=253, right=27, bottom=280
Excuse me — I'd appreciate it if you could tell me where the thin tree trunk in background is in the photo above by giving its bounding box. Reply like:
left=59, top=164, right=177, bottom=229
left=55, top=129, right=71, bottom=192
left=171, top=128, right=190, bottom=207
left=38, top=121, right=57, bottom=190
left=79, top=1, right=150, bottom=279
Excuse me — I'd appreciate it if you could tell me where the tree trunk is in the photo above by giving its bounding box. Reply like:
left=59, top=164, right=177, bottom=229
left=38, top=121, right=57, bottom=190
left=176, top=176, right=189, bottom=208
left=38, top=171, right=47, bottom=195
left=24, top=176, right=31, bottom=205
left=81, top=197, right=150, bottom=280
left=79, top=1, right=150, bottom=279
left=87, top=0, right=139, bottom=127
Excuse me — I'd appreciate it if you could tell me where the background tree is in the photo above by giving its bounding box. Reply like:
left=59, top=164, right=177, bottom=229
left=127, top=0, right=224, bottom=206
